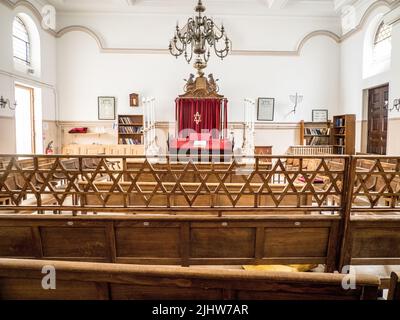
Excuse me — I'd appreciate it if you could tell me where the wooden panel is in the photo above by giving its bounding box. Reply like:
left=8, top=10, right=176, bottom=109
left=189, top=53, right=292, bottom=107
left=41, top=227, right=108, bottom=259
left=116, top=227, right=180, bottom=258
left=0, top=227, right=35, bottom=257
left=0, top=278, right=103, bottom=300
left=237, top=289, right=361, bottom=300
left=367, top=85, right=388, bottom=155
left=264, top=228, right=329, bottom=257
left=352, top=227, right=400, bottom=258
left=111, top=284, right=222, bottom=300
left=190, top=228, right=255, bottom=258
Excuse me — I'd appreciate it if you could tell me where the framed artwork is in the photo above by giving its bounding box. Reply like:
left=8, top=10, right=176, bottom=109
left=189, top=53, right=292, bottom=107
left=130, top=93, right=139, bottom=107
left=257, top=98, right=275, bottom=121
left=98, top=97, right=116, bottom=120
left=312, top=109, right=329, bottom=122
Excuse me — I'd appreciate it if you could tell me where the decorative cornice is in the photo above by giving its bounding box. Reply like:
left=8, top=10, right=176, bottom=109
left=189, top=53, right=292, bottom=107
left=341, top=0, right=400, bottom=41
left=384, top=2, right=400, bottom=25
left=56, top=25, right=341, bottom=56
left=0, top=0, right=399, bottom=55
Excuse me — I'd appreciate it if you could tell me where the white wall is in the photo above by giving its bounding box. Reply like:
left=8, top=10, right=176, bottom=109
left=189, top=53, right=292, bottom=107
left=339, top=3, right=400, bottom=154
left=56, top=13, right=341, bottom=124
left=0, top=0, right=57, bottom=153
left=387, top=16, right=400, bottom=155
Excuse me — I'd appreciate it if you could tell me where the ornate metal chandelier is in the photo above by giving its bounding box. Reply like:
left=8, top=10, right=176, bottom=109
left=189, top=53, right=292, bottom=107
left=169, top=0, right=231, bottom=75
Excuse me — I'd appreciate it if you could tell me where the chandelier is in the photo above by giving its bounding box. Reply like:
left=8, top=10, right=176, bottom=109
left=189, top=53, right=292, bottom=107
left=169, top=0, right=231, bottom=75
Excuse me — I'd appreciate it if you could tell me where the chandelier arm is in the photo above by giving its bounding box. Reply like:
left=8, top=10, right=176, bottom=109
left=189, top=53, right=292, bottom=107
left=171, top=40, right=186, bottom=56
left=214, top=46, right=229, bottom=59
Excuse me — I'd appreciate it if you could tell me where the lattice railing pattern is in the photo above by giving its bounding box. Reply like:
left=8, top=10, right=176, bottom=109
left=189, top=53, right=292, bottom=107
left=0, top=155, right=347, bottom=214
left=351, top=157, right=400, bottom=211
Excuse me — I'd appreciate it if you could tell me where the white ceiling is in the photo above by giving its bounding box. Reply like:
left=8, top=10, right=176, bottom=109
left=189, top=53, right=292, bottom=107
left=45, top=0, right=340, bottom=17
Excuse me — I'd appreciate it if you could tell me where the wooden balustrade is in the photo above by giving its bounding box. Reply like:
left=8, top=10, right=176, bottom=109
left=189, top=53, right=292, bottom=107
left=0, top=154, right=347, bottom=214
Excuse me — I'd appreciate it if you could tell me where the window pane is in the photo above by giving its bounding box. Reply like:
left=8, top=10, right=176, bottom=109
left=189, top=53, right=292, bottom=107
left=374, top=22, right=392, bottom=45
left=13, top=16, right=30, bottom=65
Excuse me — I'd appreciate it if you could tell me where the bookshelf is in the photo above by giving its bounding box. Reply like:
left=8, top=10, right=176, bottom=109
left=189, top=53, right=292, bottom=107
left=118, top=115, right=144, bottom=145
left=300, top=121, right=332, bottom=146
left=332, top=114, right=356, bottom=155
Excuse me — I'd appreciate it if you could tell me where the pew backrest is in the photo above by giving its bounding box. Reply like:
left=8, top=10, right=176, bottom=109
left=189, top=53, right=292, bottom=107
left=0, top=258, right=380, bottom=300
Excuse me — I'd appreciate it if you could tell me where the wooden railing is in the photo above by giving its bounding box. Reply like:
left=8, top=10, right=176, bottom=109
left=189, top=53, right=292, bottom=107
left=287, top=145, right=334, bottom=156
left=0, top=154, right=348, bottom=214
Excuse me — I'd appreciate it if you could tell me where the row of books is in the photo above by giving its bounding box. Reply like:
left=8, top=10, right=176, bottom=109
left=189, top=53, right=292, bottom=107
left=119, top=126, right=143, bottom=134
left=335, top=127, right=345, bottom=134
left=119, top=138, right=142, bottom=145
left=335, top=146, right=345, bottom=155
left=335, top=138, right=345, bottom=146
left=335, top=118, right=346, bottom=127
left=304, top=128, right=330, bottom=135
left=119, top=117, right=140, bottom=124
left=307, top=136, right=330, bottom=146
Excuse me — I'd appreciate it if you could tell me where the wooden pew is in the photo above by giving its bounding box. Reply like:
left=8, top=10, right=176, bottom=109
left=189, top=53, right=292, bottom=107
left=0, top=214, right=341, bottom=271
left=340, top=216, right=400, bottom=269
left=0, top=258, right=380, bottom=300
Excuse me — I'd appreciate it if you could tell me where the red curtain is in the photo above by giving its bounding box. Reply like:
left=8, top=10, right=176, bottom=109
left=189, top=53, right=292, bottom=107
left=176, top=98, right=228, bottom=138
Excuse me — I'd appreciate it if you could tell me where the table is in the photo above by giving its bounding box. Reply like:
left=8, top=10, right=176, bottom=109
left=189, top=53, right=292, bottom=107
left=169, top=139, right=233, bottom=159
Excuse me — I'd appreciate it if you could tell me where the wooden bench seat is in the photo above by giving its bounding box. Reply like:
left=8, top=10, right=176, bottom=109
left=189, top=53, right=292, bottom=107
left=0, top=258, right=381, bottom=300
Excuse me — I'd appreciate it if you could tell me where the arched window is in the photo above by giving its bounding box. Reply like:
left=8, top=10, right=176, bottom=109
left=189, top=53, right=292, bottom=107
left=13, top=16, right=31, bottom=66
left=373, top=21, right=392, bottom=62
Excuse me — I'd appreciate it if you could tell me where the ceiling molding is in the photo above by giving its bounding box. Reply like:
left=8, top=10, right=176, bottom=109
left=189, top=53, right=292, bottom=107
left=341, top=0, right=400, bottom=41
left=56, top=25, right=341, bottom=56
left=0, top=0, right=398, bottom=55
left=384, top=3, right=400, bottom=25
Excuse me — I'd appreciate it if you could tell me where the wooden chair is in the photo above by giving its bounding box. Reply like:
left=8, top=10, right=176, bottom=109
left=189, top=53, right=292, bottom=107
left=0, top=258, right=381, bottom=300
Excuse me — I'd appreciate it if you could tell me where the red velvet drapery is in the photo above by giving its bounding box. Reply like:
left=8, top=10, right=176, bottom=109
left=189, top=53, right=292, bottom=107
left=175, top=98, right=228, bottom=138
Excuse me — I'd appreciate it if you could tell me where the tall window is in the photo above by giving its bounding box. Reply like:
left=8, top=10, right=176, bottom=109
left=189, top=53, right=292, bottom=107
left=13, top=16, right=31, bottom=66
left=373, top=22, right=392, bottom=62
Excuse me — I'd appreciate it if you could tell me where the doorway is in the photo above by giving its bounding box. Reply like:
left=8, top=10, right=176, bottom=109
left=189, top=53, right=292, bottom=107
left=15, top=84, right=36, bottom=154
left=367, top=84, right=389, bottom=155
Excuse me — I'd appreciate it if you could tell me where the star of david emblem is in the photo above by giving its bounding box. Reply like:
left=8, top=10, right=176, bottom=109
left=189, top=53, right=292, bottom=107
left=194, top=112, right=202, bottom=125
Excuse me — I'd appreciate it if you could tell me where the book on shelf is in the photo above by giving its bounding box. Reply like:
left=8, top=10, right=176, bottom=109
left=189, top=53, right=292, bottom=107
left=119, top=126, right=144, bottom=134
left=334, top=118, right=346, bottom=127
left=308, top=136, right=330, bottom=146
left=304, top=128, right=330, bottom=136
left=119, top=138, right=142, bottom=145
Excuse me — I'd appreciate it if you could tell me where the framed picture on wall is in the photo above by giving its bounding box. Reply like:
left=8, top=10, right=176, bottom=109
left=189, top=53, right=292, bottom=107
left=98, top=97, right=116, bottom=120
left=312, top=109, right=329, bottom=122
left=257, top=98, right=275, bottom=121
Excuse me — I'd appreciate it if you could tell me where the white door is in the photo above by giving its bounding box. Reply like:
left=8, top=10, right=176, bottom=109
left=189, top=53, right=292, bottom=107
left=15, top=84, right=35, bottom=154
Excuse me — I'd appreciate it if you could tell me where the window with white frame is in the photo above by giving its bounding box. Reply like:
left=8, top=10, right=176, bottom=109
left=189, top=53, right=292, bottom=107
left=13, top=16, right=31, bottom=66
left=373, top=22, right=392, bottom=63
